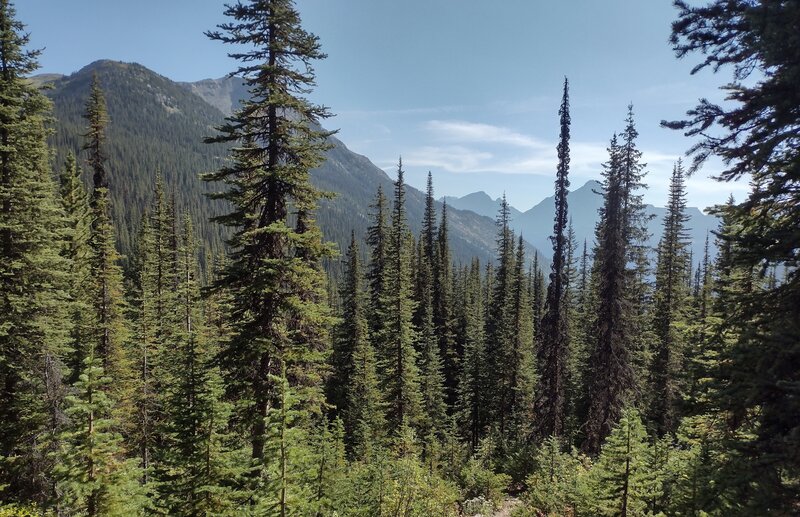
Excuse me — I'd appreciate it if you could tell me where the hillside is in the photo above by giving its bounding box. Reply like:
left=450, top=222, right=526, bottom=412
left=38, top=61, right=542, bottom=270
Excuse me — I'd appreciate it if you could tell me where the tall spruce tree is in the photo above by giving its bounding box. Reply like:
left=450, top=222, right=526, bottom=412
left=203, top=1, right=335, bottom=508
left=583, top=136, right=635, bottom=454
left=433, top=200, right=458, bottom=409
left=531, top=252, right=545, bottom=345
left=485, top=194, right=516, bottom=436
left=414, top=172, right=447, bottom=449
left=58, top=153, right=93, bottom=383
left=157, top=215, right=232, bottom=515
left=534, top=77, right=572, bottom=439
left=130, top=175, right=177, bottom=485
left=457, top=259, right=486, bottom=450
left=83, top=75, right=130, bottom=401
left=378, top=160, right=422, bottom=435
left=55, top=68, right=141, bottom=516
left=649, top=161, right=690, bottom=435
left=506, top=235, right=535, bottom=439
left=365, top=186, right=389, bottom=346
left=619, top=106, right=653, bottom=403
left=0, top=0, right=71, bottom=503
left=331, top=233, right=384, bottom=460
left=666, top=1, right=800, bottom=508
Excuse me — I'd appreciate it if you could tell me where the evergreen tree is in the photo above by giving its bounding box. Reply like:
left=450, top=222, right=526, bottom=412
left=564, top=219, right=585, bottom=442
left=58, top=153, right=93, bottom=383
left=204, top=1, right=335, bottom=509
left=683, top=233, right=718, bottom=414
left=618, top=106, right=654, bottom=405
left=130, top=175, right=177, bottom=485
left=534, top=77, right=572, bottom=439
left=434, top=200, right=458, bottom=410
left=413, top=173, right=447, bottom=450
left=55, top=353, right=145, bottom=516
left=378, top=160, right=422, bottom=435
left=505, top=235, right=535, bottom=440
left=666, top=1, right=800, bottom=508
left=530, top=252, right=545, bottom=345
left=365, top=186, right=389, bottom=346
left=457, top=259, right=486, bottom=450
left=484, top=195, right=515, bottom=436
left=0, top=1, right=71, bottom=503
left=588, top=408, right=661, bottom=517
left=331, top=233, right=384, bottom=460
left=157, top=215, right=232, bottom=515
left=523, top=436, right=588, bottom=516
left=583, top=136, right=635, bottom=454
left=649, top=161, right=690, bottom=435
left=83, top=75, right=130, bottom=401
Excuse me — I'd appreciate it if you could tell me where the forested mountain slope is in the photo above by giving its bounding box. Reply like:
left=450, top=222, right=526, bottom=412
left=40, top=61, right=543, bottom=269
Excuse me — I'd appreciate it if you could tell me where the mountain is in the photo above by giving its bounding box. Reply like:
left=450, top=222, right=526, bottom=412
left=441, top=191, right=522, bottom=221
left=179, top=77, right=248, bottom=116
left=37, top=61, right=542, bottom=271
left=448, top=179, right=719, bottom=267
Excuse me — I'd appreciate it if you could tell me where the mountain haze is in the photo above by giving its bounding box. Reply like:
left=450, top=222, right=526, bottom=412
left=446, top=179, right=719, bottom=266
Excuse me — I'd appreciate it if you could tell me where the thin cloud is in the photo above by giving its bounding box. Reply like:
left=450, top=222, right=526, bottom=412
left=404, top=145, right=494, bottom=173
left=338, top=105, right=469, bottom=117
left=425, top=120, right=551, bottom=149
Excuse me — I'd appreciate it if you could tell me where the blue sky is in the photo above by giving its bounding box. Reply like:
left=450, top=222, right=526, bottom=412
left=18, top=0, right=748, bottom=211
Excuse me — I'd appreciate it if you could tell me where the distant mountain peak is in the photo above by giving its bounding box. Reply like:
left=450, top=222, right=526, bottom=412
left=442, top=191, right=522, bottom=220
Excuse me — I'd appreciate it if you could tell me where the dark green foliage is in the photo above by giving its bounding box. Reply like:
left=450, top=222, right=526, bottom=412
left=504, top=236, right=535, bottom=440
left=157, top=215, right=233, bottom=515
left=6, top=0, right=798, bottom=512
left=522, top=436, right=588, bottom=516
left=203, top=2, right=335, bottom=510
left=128, top=176, right=178, bottom=486
left=0, top=1, right=71, bottom=503
left=649, top=161, right=690, bottom=435
left=414, top=173, right=447, bottom=449
left=583, top=136, right=635, bottom=454
left=484, top=195, right=516, bottom=436
left=666, top=0, right=800, bottom=509
left=83, top=80, right=131, bottom=422
left=378, top=161, right=422, bottom=435
left=58, top=153, right=93, bottom=383
left=55, top=356, right=144, bottom=516
left=618, top=107, right=654, bottom=403
left=457, top=259, right=486, bottom=450
left=433, top=200, right=458, bottom=409
left=587, top=408, right=661, bottom=517
left=47, top=61, right=229, bottom=264
left=535, top=78, right=572, bottom=439
left=331, top=233, right=384, bottom=461
left=531, top=252, right=545, bottom=345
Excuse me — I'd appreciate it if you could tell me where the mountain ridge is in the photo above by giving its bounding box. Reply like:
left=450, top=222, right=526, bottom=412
left=35, top=61, right=545, bottom=271
left=444, top=179, right=719, bottom=266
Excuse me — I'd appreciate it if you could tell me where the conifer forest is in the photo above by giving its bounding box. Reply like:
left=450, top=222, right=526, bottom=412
left=1, top=0, right=798, bottom=515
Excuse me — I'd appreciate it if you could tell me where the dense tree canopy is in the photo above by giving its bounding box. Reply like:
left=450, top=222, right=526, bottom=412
left=1, top=0, right=797, bottom=514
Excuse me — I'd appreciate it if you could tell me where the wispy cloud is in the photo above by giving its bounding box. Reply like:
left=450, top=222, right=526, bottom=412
left=403, top=145, right=494, bottom=173
left=404, top=119, right=604, bottom=176
left=337, top=105, right=469, bottom=117
left=424, top=120, right=551, bottom=149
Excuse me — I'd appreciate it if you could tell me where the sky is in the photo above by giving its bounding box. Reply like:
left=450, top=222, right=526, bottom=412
left=18, top=0, right=749, bottom=212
